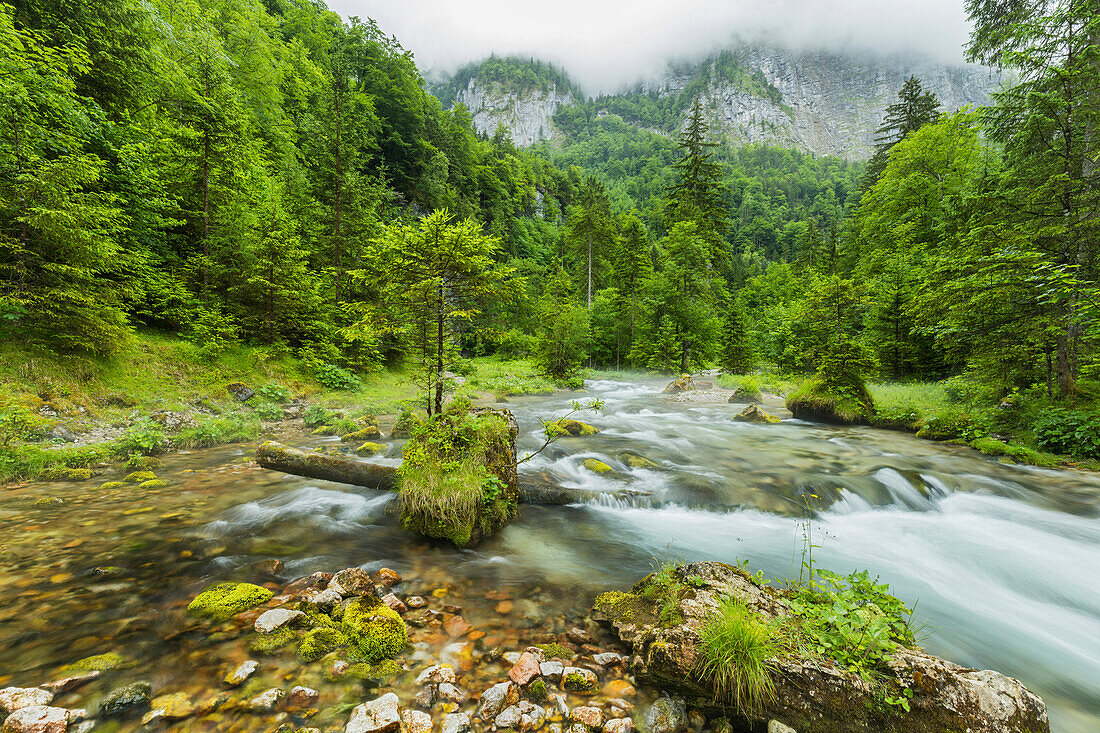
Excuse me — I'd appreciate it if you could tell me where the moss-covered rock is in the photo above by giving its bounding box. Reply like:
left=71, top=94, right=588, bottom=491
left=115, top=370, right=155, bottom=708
left=298, top=627, right=347, bottom=662
left=249, top=626, right=298, bottom=655
left=786, top=376, right=873, bottom=425
left=547, top=419, right=600, bottom=437
left=64, top=652, right=130, bottom=672
left=732, top=405, right=781, bottom=424
left=124, top=471, right=158, bottom=484
left=731, top=386, right=763, bottom=403
left=621, top=451, right=659, bottom=469
left=137, top=479, right=169, bottom=489
left=99, top=481, right=127, bottom=489
left=663, top=374, right=695, bottom=394
left=41, top=467, right=95, bottom=481
left=99, top=681, right=152, bottom=717
left=582, top=458, right=613, bottom=474
left=341, top=426, right=382, bottom=442
left=354, top=441, right=386, bottom=456
left=125, top=455, right=163, bottom=470
left=186, top=582, right=273, bottom=622
left=341, top=596, right=408, bottom=663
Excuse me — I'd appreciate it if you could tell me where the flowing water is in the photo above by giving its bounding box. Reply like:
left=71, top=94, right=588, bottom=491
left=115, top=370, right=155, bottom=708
left=2, top=378, right=1098, bottom=731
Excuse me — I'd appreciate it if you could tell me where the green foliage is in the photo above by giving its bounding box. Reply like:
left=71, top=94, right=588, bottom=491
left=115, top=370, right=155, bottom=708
left=186, top=582, right=273, bottom=622
left=314, top=363, right=361, bottom=391
left=256, top=383, right=291, bottom=403
left=697, top=595, right=779, bottom=716
left=791, top=569, right=916, bottom=683
left=1034, top=409, right=1100, bottom=459
left=303, top=405, right=334, bottom=427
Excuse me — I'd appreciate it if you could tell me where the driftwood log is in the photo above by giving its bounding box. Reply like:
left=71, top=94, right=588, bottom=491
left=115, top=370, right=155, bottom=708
left=256, top=441, right=399, bottom=490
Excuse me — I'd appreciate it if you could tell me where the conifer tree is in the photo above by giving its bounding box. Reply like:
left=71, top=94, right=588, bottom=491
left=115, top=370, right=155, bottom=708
left=862, top=76, right=942, bottom=187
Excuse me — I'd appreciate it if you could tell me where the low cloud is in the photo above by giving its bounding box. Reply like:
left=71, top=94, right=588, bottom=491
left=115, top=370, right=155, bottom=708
left=327, top=0, right=974, bottom=94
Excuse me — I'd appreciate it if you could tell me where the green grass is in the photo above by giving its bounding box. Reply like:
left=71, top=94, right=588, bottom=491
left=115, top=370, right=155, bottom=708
left=697, top=595, right=780, bottom=716
left=466, top=357, right=557, bottom=398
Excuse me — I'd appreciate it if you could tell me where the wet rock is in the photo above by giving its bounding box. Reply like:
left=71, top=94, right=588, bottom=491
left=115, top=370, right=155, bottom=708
left=98, top=681, right=151, bottom=717
left=602, top=680, right=636, bottom=698
left=582, top=458, right=612, bottom=474
left=539, top=660, right=564, bottom=680
left=141, top=692, right=196, bottom=725
left=620, top=451, right=658, bottom=469
left=548, top=419, right=600, bottom=436
left=246, top=686, right=282, bottom=712
left=562, top=667, right=598, bottom=693
left=331, top=660, right=349, bottom=677
left=566, top=628, right=593, bottom=645
left=593, top=652, right=622, bottom=667
left=609, top=699, right=634, bottom=715
left=415, top=687, right=436, bottom=709
left=0, top=706, right=69, bottom=733
left=444, top=615, right=471, bottom=638
left=496, top=702, right=545, bottom=731
left=572, top=706, right=604, bottom=728
left=287, top=686, right=318, bottom=710
left=406, top=596, right=428, bottom=609
left=329, top=568, right=374, bottom=597
left=254, top=608, right=304, bottom=633
left=224, top=660, right=258, bottom=686
left=663, top=374, right=695, bottom=394
left=375, top=568, right=402, bottom=586
left=604, top=719, right=635, bottom=733
left=0, top=688, right=53, bottom=714
left=382, top=593, right=407, bottom=613
left=416, top=665, right=456, bottom=685
left=646, top=697, right=688, bottom=733
left=768, top=722, right=796, bottom=733
left=68, top=724, right=95, bottom=733
left=733, top=404, right=781, bottom=424
left=476, top=681, right=517, bottom=720
left=509, top=651, right=542, bottom=685
left=346, top=692, right=400, bottom=733
left=402, top=709, right=433, bottom=733
left=187, top=582, right=273, bottom=621
left=441, top=712, right=470, bottom=733
left=437, top=683, right=468, bottom=705
left=441, top=642, right=475, bottom=672
left=66, top=709, right=87, bottom=723
left=688, top=709, right=705, bottom=730
left=495, top=600, right=514, bottom=614
left=300, top=587, right=342, bottom=609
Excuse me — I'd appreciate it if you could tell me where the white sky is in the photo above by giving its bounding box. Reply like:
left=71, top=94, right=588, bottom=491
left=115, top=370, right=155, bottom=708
left=325, top=0, right=974, bottom=94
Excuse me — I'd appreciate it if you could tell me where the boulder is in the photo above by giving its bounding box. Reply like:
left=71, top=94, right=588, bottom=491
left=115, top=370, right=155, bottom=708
left=186, top=582, right=273, bottom=622
left=547, top=419, right=600, bottom=437
left=477, top=681, right=518, bottom=720
left=1, top=706, right=69, bottom=733
left=347, top=692, right=400, bottom=733
left=732, top=405, right=781, bottom=424
left=592, top=561, right=1048, bottom=733
left=646, top=698, right=688, bottom=733
left=582, top=458, right=613, bottom=474
left=329, top=567, right=374, bottom=597
left=0, top=689, right=53, bottom=714
left=663, top=375, right=695, bottom=394
left=254, top=608, right=304, bottom=633
left=509, top=651, right=543, bottom=685
left=98, top=682, right=151, bottom=717
left=786, top=375, right=873, bottom=425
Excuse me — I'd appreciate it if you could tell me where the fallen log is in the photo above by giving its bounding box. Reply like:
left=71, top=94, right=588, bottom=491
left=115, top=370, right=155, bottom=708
left=256, top=441, right=399, bottom=491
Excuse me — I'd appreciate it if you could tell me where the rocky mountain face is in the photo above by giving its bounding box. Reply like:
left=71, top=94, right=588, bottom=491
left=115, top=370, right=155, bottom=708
left=442, top=46, right=1000, bottom=160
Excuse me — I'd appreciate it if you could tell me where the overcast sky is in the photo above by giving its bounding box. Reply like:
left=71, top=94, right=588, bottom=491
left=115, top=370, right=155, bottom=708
left=325, top=0, right=974, bottom=94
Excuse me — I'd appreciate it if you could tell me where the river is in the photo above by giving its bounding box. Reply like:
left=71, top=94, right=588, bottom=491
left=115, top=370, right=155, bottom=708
left=1, top=377, right=1098, bottom=731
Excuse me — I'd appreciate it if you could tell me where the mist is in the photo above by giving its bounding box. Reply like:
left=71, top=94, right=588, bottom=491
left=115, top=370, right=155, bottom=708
left=325, top=0, right=974, bottom=94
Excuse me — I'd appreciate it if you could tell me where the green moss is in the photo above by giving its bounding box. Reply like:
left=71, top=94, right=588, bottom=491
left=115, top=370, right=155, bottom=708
left=582, top=458, right=612, bottom=474
left=547, top=418, right=599, bottom=436
left=969, top=437, right=1057, bottom=467
left=341, top=596, right=408, bottom=663
left=248, top=626, right=298, bottom=654
left=786, top=376, right=873, bottom=425
left=137, top=479, right=169, bottom=488
left=40, top=467, right=95, bottom=481
left=527, top=678, right=549, bottom=701
left=125, top=455, right=162, bottom=470
left=186, top=582, right=273, bottom=622
left=537, top=642, right=573, bottom=659
left=563, top=672, right=593, bottom=692
left=344, top=659, right=402, bottom=682
left=621, top=451, right=658, bottom=469
left=354, top=441, right=386, bottom=456
left=296, top=606, right=340, bottom=629
left=64, top=652, right=130, bottom=672
left=124, top=470, right=157, bottom=484
left=298, top=627, right=348, bottom=662
left=594, top=591, right=651, bottom=625
left=99, top=481, right=127, bottom=489
left=341, top=427, right=381, bottom=442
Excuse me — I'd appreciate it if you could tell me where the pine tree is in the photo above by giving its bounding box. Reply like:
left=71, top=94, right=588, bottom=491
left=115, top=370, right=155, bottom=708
left=719, top=306, right=754, bottom=374
left=862, top=76, right=942, bottom=187
left=613, top=214, right=652, bottom=362
left=564, top=176, right=613, bottom=309
left=668, top=99, right=730, bottom=262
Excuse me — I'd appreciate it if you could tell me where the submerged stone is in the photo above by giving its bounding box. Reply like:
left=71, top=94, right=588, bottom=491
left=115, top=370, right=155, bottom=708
left=547, top=419, right=600, bottom=436
left=346, top=692, right=400, bottom=733
left=99, top=681, right=151, bottom=717
left=582, top=458, right=613, bottom=474
left=186, top=582, right=273, bottom=622
left=733, top=404, right=781, bottom=424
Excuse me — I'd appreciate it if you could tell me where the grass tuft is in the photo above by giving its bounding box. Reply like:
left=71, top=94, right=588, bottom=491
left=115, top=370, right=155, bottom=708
left=696, top=595, right=779, bottom=717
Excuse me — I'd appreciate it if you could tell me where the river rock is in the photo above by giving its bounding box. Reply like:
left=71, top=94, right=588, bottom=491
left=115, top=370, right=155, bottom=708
left=646, top=698, right=688, bottom=733
left=508, top=651, right=542, bottom=685
left=382, top=593, right=407, bottom=613
left=593, top=652, right=623, bottom=667
left=347, top=692, right=400, bottom=733
left=540, top=660, right=564, bottom=680
left=604, top=719, right=635, bottom=733
left=249, top=688, right=284, bottom=711
left=768, top=722, right=796, bottom=733
left=477, top=681, right=518, bottom=720
left=374, top=568, right=402, bottom=586
left=571, top=706, right=604, bottom=728
left=437, top=683, right=468, bottom=704
left=141, top=692, right=196, bottom=725
left=0, top=688, right=53, bottom=713
left=401, top=710, right=433, bottom=733
left=562, top=667, right=598, bottom=693
left=1, top=706, right=69, bottom=733
left=68, top=723, right=95, bottom=733
left=444, top=615, right=471, bottom=638
left=329, top=568, right=374, bottom=596
left=593, top=561, right=1049, bottom=733
left=441, top=712, right=470, bottom=733
left=254, top=608, right=304, bottom=633
left=99, top=682, right=151, bottom=716
left=300, top=587, right=342, bottom=609
left=406, top=596, right=428, bottom=609
left=42, top=672, right=98, bottom=695
left=495, top=702, right=545, bottom=731
left=733, top=404, right=781, bottom=424
left=287, top=686, right=318, bottom=710
left=417, top=665, right=457, bottom=685
left=224, top=660, right=258, bottom=686
left=603, top=680, right=636, bottom=698
left=663, top=374, right=694, bottom=394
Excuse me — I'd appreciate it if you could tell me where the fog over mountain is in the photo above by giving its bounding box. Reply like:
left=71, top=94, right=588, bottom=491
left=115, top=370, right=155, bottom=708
left=327, top=0, right=974, bottom=94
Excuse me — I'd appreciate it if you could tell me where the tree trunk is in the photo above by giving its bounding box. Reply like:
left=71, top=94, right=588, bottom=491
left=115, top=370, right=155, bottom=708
left=256, top=441, right=399, bottom=490
left=435, top=282, right=444, bottom=416
left=587, top=230, right=593, bottom=309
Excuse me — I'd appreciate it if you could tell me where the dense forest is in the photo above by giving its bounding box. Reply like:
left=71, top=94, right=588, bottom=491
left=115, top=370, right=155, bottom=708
left=1, top=0, right=1098, bottom=455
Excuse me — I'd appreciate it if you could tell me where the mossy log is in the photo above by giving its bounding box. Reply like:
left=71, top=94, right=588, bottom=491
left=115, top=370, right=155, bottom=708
left=256, top=441, right=399, bottom=490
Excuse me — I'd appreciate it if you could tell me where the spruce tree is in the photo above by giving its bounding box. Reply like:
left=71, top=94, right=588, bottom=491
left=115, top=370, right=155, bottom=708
left=719, top=306, right=754, bottom=374
left=862, top=76, right=942, bottom=187
left=668, top=99, right=730, bottom=260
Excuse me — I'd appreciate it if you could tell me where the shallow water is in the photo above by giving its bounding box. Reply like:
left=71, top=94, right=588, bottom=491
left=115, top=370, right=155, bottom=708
left=2, top=378, right=1099, bottom=731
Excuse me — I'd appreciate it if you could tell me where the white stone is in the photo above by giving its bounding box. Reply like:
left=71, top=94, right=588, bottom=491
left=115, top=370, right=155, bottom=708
left=441, top=712, right=470, bottom=733
left=249, top=688, right=285, bottom=711
left=346, top=692, right=400, bottom=733
left=476, top=681, right=515, bottom=720
left=0, top=689, right=53, bottom=714
left=415, top=664, right=456, bottom=685
left=401, top=709, right=433, bottom=733
left=254, top=608, right=305, bottom=633
left=768, top=721, right=797, bottom=733
left=539, top=660, right=564, bottom=679
left=224, top=660, right=258, bottom=686
left=0, top=706, right=69, bottom=733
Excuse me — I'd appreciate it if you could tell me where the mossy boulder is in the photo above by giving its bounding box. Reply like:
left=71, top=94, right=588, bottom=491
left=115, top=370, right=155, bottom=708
left=186, top=582, right=273, bottom=622
left=341, top=596, right=408, bottom=662
left=124, top=471, right=157, bottom=484
left=137, top=479, right=170, bottom=489
left=99, top=681, right=152, bottom=717
left=249, top=626, right=298, bottom=655
left=341, top=426, right=382, bottom=442
left=730, top=386, right=763, bottom=403
left=663, top=374, right=695, bottom=394
left=41, top=467, right=95, bottom=481
left=298, top=627, right=347, bottom=662
left=786, top=376, right=873, bottom=425
left=64, top=652, right=130, bottom=672
left=354, top=441, right=386, bottom=456
left=547, top=419, right=600, bottom=437
left=620, top=451, right=659, bottom=469
left=733, top=405, right=781, bottom=424
left=99, top=481, right=127, bottom=489
left=583, top=458, right=613, bottom=474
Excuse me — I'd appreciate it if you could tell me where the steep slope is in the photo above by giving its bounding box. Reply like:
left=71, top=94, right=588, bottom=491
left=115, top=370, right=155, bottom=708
left=435, top=48, right=1000, bottom=160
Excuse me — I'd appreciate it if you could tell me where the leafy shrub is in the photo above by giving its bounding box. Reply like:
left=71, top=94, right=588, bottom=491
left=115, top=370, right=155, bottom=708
left=118, top=424, right=168, bottom=455
left=303, top=405, right=333, bottom=427
left=915, top=408, right=986, bottom=441
left=315, top=363, right=361, bottom=391
left=254, top=403, right=283, bottom=421
left=257, top=383, right=291, bottom=403
left=497, top=329, right=537, bottom=359
left=0, top=408, right=50, bottom=445
left=1034, top=408, right=1100, bottom=458
left=697, top=595, right=779, bottom=716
